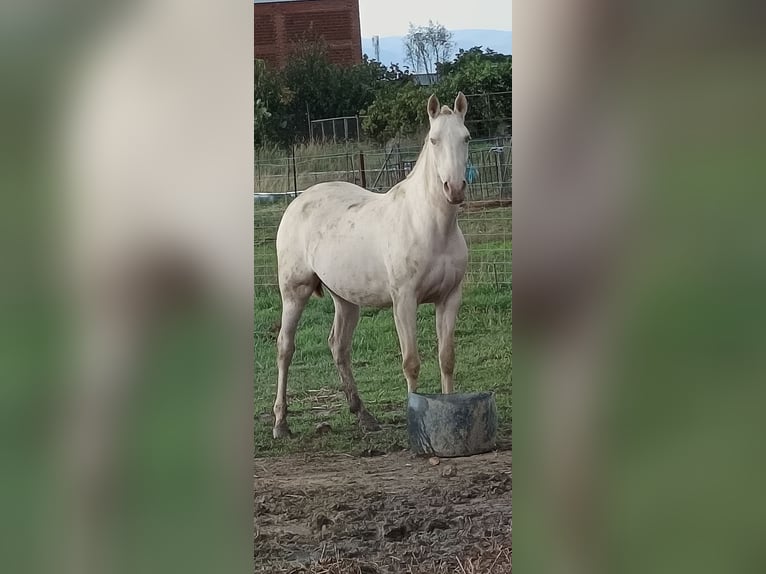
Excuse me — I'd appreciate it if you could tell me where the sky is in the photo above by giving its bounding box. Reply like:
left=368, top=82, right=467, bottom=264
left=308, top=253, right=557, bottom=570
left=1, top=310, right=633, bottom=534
left=358, top=0, right=512, bottom=38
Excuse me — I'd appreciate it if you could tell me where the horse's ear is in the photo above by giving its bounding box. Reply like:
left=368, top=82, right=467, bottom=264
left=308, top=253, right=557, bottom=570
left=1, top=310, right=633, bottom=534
left=454, top=92, right=468, bottom=118
left=427, top=94, right=440, bottom=120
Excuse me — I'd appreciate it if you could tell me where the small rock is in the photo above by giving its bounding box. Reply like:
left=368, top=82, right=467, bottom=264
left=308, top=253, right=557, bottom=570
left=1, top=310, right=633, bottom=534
left=426, top=518, right=450, bottom=532
left=384, top=524, right=408, bottom=541
left=314, top=422, right=332, bottom=435
left=429, top=457, right=441, bottom=466
left=441, top=465, right=458, bottom=478
left=360, top=448, right=385, bottom=457
left=311, top=513, right=332, bottom=531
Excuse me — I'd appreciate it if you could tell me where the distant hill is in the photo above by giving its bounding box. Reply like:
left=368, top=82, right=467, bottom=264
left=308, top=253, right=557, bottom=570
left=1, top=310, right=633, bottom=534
left=362, top=29, right=512, bottom=70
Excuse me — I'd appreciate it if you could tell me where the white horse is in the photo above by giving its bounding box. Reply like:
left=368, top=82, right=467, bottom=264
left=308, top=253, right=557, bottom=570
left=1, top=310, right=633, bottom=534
left=272, top=92, right=471, bottom=438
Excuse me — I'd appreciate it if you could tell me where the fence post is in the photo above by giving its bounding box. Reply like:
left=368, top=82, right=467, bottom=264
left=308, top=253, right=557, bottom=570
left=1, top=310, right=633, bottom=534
left=358, top=151, right=367, bottom=189
left=495, top=148, right=505, bottom=197
left=306, top=103, right=312, bottom=141
left=292, top=143, right=298, bottom=198
left=486, top=93, right=491, bottom=138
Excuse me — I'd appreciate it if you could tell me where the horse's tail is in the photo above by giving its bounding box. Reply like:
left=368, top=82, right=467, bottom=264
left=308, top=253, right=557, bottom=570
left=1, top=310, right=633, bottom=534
left=313, top=276, right=324, bottom=298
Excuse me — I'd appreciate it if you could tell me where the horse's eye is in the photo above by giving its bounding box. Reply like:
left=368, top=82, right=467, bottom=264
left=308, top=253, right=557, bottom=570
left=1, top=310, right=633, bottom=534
left=430, top=138, right=438, bottom=145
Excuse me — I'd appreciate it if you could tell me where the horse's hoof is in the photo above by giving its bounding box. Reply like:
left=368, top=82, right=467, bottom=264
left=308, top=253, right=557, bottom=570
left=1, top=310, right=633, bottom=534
left=358, top=411, right=381, bottom=432
left=272, top=423, right=292, bottom=439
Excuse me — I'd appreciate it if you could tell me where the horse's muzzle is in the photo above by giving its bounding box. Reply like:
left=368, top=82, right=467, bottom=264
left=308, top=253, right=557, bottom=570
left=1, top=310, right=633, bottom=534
left=444, top=180, right=467, bottom=205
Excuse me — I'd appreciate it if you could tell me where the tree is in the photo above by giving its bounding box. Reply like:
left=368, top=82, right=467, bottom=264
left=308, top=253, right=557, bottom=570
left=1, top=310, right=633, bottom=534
left=362, top=81, right=429, bottom=144
left=254, top=97, right=271, bottom=144
left=437, top=47, right=512, bottom=136
left=404, top=21, right=455, bottom=74
left=362, top=46, right=512, bottom=143
left=255, top=41, right=413, bottom=146
left=254, top=58, right=290, bottom=146
left=278, top=40, right=341, bottom=142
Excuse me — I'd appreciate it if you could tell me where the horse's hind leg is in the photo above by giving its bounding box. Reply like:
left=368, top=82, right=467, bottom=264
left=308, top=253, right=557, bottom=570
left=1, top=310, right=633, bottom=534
left=273, top=280, right=314, bottom=439
left=328, top=293, right=380, bottom=432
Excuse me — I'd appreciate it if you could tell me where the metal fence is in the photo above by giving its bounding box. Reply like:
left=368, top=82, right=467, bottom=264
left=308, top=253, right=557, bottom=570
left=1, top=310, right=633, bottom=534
left=255, top=136, right=511, bottom=290
left=309, top=115, right=364, bottom=142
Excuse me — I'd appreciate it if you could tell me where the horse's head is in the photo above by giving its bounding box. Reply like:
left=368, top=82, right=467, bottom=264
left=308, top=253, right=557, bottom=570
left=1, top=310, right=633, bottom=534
left=427, top=92, right=471, bottom=205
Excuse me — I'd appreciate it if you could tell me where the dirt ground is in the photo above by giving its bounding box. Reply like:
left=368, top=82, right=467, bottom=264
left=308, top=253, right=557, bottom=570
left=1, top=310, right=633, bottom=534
left=254, top=449, right=512, bottom=573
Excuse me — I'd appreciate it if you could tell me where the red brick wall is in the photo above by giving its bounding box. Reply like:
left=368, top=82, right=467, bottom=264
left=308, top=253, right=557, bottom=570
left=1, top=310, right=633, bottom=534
left=254, top=0, right=362, bottom=68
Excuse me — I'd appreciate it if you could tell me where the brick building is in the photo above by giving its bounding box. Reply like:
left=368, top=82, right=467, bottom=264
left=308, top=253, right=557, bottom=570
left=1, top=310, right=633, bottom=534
left=254, top=0, right=362, bottom=68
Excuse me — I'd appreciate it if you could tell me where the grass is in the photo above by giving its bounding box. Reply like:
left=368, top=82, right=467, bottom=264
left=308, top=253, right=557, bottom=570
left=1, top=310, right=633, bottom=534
left=253, top=197, right=512, bottom=457
left=254, top=285, right=512, bottom=456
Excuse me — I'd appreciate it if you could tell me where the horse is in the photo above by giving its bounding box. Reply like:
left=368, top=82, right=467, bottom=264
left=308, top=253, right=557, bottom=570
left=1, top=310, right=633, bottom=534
left=272, top=92, right=471, bottom=438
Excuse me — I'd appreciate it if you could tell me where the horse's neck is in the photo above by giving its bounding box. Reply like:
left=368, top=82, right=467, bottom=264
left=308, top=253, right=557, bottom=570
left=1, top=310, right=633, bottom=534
left=399, top=142, right=458, bottom=239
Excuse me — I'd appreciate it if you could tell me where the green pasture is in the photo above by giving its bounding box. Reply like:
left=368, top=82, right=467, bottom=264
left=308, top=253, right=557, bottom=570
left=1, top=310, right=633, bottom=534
left=254, top=202, right=512, bottom=456
left=254, top=285, right=512, bottom=456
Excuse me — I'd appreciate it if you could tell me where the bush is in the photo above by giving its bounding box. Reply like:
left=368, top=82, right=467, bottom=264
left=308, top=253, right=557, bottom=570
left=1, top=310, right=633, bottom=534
left=362, top=82, right=431, bottom=144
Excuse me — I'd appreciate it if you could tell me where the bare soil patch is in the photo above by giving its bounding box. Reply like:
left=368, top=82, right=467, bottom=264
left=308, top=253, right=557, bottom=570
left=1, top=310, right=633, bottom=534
left=254, top=449, right=512, bottom=573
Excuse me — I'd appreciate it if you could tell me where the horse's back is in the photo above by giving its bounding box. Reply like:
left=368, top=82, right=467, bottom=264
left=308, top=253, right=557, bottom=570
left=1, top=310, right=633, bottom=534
left=280, top=181, right=385, bottom=230
left=300, top=180, right=380, bottom=207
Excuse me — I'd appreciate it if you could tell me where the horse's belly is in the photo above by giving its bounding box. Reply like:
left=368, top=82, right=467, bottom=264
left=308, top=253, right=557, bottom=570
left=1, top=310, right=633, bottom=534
left=330, top=283, right=392, bottom=308
left=310, top=243, right=392, bottom=307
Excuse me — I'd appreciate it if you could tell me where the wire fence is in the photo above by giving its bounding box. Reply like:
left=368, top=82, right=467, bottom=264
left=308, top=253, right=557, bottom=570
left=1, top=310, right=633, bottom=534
left=255, top=136, right=511, bottom=291
left=255, top=136, right=511, bottom=196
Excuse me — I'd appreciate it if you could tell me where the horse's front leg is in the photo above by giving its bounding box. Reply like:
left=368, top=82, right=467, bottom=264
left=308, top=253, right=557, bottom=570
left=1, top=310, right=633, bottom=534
left=436, top=285, right=463, bottom=394
left=392, top=291, right=420, bottom=393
